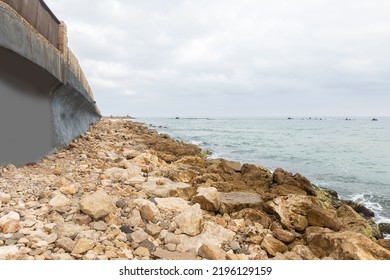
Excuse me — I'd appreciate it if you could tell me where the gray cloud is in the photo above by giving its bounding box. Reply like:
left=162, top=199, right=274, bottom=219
left=45, top=0, right=390, bottom=117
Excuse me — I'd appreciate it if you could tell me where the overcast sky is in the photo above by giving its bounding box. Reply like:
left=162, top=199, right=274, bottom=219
left=45, top=0, right=390, bottom=118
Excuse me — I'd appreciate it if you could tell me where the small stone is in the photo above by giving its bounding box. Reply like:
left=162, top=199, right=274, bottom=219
left=1, top=220, right=21, bottom=234
left=273, top=228, right=296, bottom=243
left=153, top=248, right=197, bottom=260
left=56, top=237, right=76, bottom=253
left=120, top=226, right=133, bottom=234
left=0, top=192, right=11, bottom=203
left=49, top=193, right=72, bottom=210
left=226, top=253, right=239, bottom=260
left=116, top=200, right=127, bottom=208
left=130, top=229, right=149, bottom=243
left=139, top=239, right=156, bottom=252
left=134, top=247, right=150, bottom=257
left=46, top=233, right=58, bottom=244
left=53, top=224, right=82, bottom=239
left=145, top=223, right=162, bottom=237
left=73, top=214, right=92, bottom=225
left=59, top=184, right=78, bottom=195
left=0, top=211, right=20, bottom=227
left=91, top=221, right=108, bottom=231
left=72, top=238, right=95, bottom=254
left=261, top=234, right=288, bottom=256
left=174, top=204, right=203, bottom=236
left=165, top=243, right=176, bottom=251
left=53, top=165, right=63, bottom=175
left=229, top=241, right=241, bottom=251
left=79, top=190, right=117, bottom=219
left=198, top=244, right=226, bottom=260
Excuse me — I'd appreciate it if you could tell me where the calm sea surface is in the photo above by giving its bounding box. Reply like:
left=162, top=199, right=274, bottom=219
left=139, top=117, right=390, bottom=223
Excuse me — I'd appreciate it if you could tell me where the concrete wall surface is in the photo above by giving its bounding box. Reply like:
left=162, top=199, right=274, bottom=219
left=0, top=2, right=101, bottom=165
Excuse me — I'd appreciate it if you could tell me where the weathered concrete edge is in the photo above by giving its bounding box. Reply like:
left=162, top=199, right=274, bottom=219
left=0, top=3, right=101, bottom=160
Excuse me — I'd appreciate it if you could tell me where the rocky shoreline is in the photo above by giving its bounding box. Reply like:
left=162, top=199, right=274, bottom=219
left=1, top=119, right=390, bottom=260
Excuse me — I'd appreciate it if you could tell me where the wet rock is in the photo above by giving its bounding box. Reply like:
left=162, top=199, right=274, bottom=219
left=174, top=204, right=203, bottom=236
left=219, top=192, right=263, bottom=214
left=260, top=234, right=288, bottom=256
left=198, top=244, right=226, bottom=260
left=192, top=187, right=220, bottom=212
left=379, top=223, right=390, bottom=235
left=307, top=231, right=390, bottom=260
left=79, top=190, right=117, bottom=219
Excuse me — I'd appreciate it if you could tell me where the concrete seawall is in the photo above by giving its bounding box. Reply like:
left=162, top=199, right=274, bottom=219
left=0, top=2, right=101, bottom=165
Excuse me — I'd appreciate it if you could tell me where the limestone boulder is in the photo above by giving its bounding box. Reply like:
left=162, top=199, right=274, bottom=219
left=198, top=244, right=226, bottom=260
left=192, top=187, right=220, bottom=212
left=141, top=177, right=194, bottom=200
left=104, top=166, right=141, bottom=182
left=273, top=228, right=296, bottom=243
left=266, top=195, right=320, bottom=232
left=240, top=164, right=273, bottom=189
left=174, top=204, right=203, bottom=236
left=272, top=168, right=316, bottom=196
left=337, top=204, right=378, bottom=239
left=307, top=207, right=341, bottom=231
left=79, top=190, right=117, bottom=220
left=230, top=208, right=273, bottom=229
left=219, top=192, right=263, bottom=214
left=307, top=231, right=390, bottom=260
left=132, top=198, right=162, bottom=223
left=261, top=234, right=288, bottom=256
left=155, top=197, right=192, bottom=214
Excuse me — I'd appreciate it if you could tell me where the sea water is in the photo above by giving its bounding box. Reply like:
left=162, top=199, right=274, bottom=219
left=139, top=117, right=390, bottom=223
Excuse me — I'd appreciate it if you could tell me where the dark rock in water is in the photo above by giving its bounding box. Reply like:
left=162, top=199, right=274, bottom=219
left=371, top=118, right=378, bottom=121
left=379, top=223, right=390, bottom=235
left=345, top=201, right=375, bottom=218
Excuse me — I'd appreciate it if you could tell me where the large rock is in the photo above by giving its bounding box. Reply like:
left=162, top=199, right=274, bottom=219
left=230, top=208, right=273, bottom=229
left=219, top=192, right=263, bottom=214
left=307, top=207, right=341, bottom=231
left=240, top=164, right=273, bottom=190
left=104, top=166, right=142, bottom=182
left=155, top=197, right=192, bottom=214
left=79, top=190, right=117, bottom=219
left=192, top=187, right=221, bottom=212
left=164, top=222, right=235, bottom=252
left=337, top=204, right=377, bottom=239
left=307, top=231, right=390, bottom=260
left=174, top=204, right=203, bottom=236
left=141, top=177, right=194, bottom=200
left=260, top=234, right=288, bottom=256
left=272, top=168, right=316, bottom=196
left=266, top=195, right=320, bottom=232
left=198, top=244, right=226, bottom=260
left=49, top=193, right=72, bottom=211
